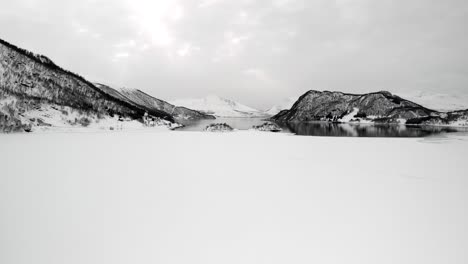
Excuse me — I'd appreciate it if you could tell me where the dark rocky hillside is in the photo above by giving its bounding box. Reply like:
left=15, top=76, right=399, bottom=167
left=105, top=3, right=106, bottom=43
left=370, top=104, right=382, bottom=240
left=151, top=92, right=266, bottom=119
left=271, top=90, right=468, bottom=126
left=95, top=84, right=215, bottom=121
left=0, top=38, right=174, bottom=132
left=406, top=109, right=468, bottom=126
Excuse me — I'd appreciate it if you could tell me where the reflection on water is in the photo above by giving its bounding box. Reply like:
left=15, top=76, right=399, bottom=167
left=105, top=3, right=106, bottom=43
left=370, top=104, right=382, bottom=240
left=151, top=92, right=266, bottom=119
left=176, top=117, right=468, bottom=138
left=279, top=122, right=467, bottom=137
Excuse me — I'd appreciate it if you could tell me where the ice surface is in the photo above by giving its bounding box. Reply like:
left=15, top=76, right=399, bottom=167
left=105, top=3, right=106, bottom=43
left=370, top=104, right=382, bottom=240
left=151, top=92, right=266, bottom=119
left=1, top=131, right=468, bottom=264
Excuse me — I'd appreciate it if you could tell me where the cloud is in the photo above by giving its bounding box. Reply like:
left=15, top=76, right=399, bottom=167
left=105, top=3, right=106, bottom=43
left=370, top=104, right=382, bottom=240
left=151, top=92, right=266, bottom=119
left=1, top=0, right=468, bottom=109
left=198, top=0, right=224, bottom=8
left=113, top=40, right=137, bottom=48
left=124, top=0, right=184, bottom=47
left=334, top=0, right=369, bottom=24
left=176, top=43, right=200, bottom=57
left=72, top=22, right=89, bottom=34
left=244, top=68, right=273, bottom=83
left=113, top=52, right=131, bottom=60
left=212, top=31, right=250, bottom=62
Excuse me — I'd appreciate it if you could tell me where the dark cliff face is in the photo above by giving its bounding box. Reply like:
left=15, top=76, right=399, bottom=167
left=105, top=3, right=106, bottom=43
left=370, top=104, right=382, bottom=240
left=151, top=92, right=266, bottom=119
left=95, top=84, right=215, bottom=121
left=271, top=90, right=467, bottom=126
left=0, top=38, right=174, bottom=131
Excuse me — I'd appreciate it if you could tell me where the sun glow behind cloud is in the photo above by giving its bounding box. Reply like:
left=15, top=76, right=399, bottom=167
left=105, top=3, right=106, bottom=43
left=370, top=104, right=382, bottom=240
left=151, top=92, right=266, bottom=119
left=3, top=0, right=468, bottom=108
left=125, top=0, right=184, bottom=47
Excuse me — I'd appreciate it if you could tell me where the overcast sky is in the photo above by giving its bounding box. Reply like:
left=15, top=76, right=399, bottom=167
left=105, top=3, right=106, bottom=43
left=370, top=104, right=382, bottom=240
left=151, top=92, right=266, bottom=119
left=1, top=0, right=467, bottom=109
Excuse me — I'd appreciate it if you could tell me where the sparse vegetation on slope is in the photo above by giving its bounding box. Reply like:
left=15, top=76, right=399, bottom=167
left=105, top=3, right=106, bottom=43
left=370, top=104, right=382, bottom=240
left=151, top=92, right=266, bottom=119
left=271, top=90, right=468, bottom=126
left=95, top=83, right=215, bottom=121
left=0, top=38, right=175, bottom=132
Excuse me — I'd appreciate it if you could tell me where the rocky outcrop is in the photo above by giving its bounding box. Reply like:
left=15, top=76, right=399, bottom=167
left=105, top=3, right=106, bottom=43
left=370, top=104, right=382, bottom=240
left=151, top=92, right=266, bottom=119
left=0, top=38, right=175, bottom=132
left=205, top=123, right=234, bottom=132
left=271, top=90, right=468, bottom=126
left=252, top=122, right=282, bottom=132
left=95, top=84, right=215, bottom=121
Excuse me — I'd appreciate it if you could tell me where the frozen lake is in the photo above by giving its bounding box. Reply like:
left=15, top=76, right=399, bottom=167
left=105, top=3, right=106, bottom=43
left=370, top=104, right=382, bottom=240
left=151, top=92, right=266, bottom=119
left=177, top=117, right=468, bottom=137
left=1, top=131, right=468, bottom=264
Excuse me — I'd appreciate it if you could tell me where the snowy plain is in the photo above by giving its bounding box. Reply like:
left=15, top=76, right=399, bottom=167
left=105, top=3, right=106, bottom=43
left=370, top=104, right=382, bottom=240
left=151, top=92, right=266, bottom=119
left=1, top=130, right=468, bottom=264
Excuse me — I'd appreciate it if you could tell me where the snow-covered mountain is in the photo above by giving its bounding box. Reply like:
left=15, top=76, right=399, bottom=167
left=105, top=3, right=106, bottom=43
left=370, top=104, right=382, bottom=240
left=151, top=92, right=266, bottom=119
left=271, top=90, right=468, bottom=127
left=265, top=97, right=298, bottom=116
left=266, top=92, right=468, bottom=116
left=0, top=38, right=177, bottom=132
left=94, top=84, right=215, bottom=121
left=170, top=95, right=266, bottom=117
left=398, top=91, right=468, bottom=112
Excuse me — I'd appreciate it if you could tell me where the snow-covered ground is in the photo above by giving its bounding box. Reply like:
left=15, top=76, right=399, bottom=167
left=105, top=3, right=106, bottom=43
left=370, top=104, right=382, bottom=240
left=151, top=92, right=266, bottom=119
left=1, top=131, right=468, bottom=264
left=170, top=95, right=266, bottom=117
left=1, top=96, right=177, bottom=132
left=22, top=105, right=150, bottom=132
left=339, top=107, right=360, bottom=123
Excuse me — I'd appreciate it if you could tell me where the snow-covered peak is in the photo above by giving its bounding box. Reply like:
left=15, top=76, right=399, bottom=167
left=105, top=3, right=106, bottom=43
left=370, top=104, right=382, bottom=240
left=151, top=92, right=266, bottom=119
left=265, top=97, right=298, bottom=115
left=203, top=95, right=237, bottom=108
left=170, top=95, right=264, bottom=117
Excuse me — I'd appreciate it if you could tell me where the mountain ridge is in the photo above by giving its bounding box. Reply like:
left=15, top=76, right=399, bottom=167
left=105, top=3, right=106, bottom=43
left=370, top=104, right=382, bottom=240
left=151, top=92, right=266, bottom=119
left=0, top=37, right=176, bottom=131
left=95, top=83, right=215, bottom=121
left=2, top=37, right=467, bottom=131
left=265, top=96, right=298, bottom=116
left=0, top=37, right=214, bottom=132
left=271, top=90, right=467, bottom=127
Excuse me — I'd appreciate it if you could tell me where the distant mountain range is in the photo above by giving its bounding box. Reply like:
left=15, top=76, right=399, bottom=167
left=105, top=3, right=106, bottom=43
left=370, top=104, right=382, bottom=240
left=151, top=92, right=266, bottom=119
left=170, top=95, right=267, bottom=118
left=0, top=38, right=213, bottom=132
left=271, top=90, right=468, bottom=127
left=265, top=97, right=298, bottom=116
left=1, top=37, right=467, bottom=132
left=399, top=91, right=468, bottom=112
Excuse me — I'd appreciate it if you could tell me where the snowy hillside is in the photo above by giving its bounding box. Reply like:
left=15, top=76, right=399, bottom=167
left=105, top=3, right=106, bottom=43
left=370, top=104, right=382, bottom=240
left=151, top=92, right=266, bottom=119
left=265, top=97, right=298, bottom=115
left=170, top=95, right=266, bottom=117
left=398, top=91, right=468, bottom=112
left=271, top=90, right=468, bottom=127
left=94, top=84, right=215, bottom=121
left=0, top=38, right=175, bottom=132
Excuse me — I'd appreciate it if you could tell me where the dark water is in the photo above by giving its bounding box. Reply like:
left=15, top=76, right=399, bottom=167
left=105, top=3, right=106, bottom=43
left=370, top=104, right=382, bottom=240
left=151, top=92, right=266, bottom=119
left=280, top=122, right=468, bottom=137
left=176, top=117, right=468, bottom=138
